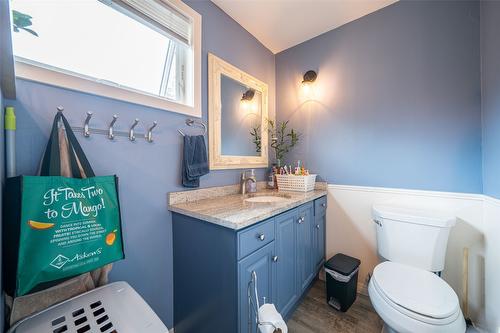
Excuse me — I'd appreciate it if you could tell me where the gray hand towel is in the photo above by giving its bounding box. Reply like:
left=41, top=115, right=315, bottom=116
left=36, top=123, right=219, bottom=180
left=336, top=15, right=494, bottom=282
left=182, top=135, right=209, bottom=188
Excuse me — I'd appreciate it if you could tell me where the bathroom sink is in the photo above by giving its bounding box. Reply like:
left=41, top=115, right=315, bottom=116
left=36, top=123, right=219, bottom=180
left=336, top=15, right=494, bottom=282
left=244, top=195, right=291, bottom=203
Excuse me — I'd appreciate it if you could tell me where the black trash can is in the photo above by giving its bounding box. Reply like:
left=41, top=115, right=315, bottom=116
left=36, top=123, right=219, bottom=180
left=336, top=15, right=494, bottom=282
left=324, top=253, right=361, bottom=312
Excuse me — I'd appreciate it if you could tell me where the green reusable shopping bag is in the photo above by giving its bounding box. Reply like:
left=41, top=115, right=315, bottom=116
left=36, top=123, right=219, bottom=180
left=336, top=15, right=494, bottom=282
left=3, top=112, right=124, bottom=296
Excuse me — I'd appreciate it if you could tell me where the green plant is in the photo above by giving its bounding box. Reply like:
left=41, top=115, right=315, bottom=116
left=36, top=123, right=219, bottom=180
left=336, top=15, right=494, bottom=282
left=267, top=119, right=300, bottom=164
left=250, top=125, right=261, bottom=153
left=12, top=10, right=38, bottom=36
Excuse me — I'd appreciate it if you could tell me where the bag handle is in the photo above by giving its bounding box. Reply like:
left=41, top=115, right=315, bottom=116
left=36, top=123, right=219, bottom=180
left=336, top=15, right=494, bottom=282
left=40, top=112, right=95, bottom=178
left=59, top=113, right=95, bottom=177
left=40, top=114, right=62, bottom=176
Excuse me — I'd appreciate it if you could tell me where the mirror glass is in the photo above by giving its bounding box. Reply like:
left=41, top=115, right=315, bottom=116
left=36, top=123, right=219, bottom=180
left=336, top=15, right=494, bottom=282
left=220, top=74, right=262, bottom=157
left=208, top=53, right=268, bottom=170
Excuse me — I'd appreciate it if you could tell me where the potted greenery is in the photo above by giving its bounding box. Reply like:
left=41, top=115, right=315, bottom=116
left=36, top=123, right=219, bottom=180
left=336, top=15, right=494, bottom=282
left=251, top=119, right=300, bottom=166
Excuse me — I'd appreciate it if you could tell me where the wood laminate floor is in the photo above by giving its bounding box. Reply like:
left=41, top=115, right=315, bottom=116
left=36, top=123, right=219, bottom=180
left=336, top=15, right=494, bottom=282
left=287, top=279, right=383, bottom=333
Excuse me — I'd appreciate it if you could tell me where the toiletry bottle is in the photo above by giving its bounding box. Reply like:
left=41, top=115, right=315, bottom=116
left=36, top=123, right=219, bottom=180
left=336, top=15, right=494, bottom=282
left=267, top=166, right=275, bottom=188
left=247, top=169, right=257, bottom=193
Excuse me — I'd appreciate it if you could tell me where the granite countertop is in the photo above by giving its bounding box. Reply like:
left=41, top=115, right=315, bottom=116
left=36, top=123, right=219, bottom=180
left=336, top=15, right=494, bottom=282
left=168, top=182, right=327, bottom=230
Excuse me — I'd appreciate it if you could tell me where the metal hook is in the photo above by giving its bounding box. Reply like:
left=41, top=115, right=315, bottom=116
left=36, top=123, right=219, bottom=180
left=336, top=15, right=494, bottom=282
left=129, top=118, right=139, bottom=141
left=84, top=111, right=93, bottom=137
left=146, top=121, right=158, bottom=143
left=108, top=114, right=118, bottom=140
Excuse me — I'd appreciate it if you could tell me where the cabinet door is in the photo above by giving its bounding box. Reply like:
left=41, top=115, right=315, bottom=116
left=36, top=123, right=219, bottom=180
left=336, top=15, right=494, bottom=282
left=238, top=242, right=276, bottom=333
left=313, top=213, right=326, bottom=270
left=297, top=203, right=314, bottom=293
left=275, top=209, right=298, bottom=317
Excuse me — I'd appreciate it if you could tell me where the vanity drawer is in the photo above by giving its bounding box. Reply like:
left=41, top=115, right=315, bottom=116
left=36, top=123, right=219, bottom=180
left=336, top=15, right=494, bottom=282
left=238, top=218, right=275, bottom=260
left=315, top=196, right=327, bottom=217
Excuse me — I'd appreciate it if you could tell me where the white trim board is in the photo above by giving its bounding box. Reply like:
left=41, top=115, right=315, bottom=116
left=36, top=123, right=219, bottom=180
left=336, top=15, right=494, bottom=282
left=483, top=193, right=500, bottom=207
left=328, top=184, right=484, bottom=201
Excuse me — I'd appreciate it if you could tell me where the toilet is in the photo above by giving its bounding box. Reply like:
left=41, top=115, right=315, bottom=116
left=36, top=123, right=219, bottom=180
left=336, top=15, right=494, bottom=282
left=368, top=205, right=466, bottom=333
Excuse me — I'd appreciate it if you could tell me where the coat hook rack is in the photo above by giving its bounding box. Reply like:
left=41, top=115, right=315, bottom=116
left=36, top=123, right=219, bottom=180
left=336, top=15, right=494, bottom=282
left=56, top=106, right=158, bottom=143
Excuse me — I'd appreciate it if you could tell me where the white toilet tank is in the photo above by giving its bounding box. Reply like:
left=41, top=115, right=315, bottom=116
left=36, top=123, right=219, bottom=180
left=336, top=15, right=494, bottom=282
left=372, top=205, right=456, bottom=272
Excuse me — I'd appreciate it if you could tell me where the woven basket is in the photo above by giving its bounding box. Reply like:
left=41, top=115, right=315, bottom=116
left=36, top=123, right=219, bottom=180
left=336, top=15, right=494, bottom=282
left=275, top=174, right=317, bottom=192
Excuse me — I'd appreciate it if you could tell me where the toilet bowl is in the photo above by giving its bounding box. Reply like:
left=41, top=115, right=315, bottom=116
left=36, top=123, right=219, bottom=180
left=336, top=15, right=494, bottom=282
left=369, top=205, right=466, bottom=333
left=369, top=262, right=466, bottom=333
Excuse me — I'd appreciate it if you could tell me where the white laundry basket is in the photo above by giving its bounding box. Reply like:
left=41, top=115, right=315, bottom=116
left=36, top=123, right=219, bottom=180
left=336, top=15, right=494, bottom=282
left=7, top=281, right=169, bottom=333
left=275, top=174, right=317, bottom=192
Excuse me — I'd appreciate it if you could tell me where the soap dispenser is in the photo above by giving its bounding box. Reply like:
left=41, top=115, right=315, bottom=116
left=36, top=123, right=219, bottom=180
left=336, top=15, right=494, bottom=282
left=247, top=169, right=257, bottom=193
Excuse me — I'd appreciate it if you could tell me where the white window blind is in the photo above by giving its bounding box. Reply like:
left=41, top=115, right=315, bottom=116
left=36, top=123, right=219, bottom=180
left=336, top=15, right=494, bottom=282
left=102, top=0, right=192, bottom=46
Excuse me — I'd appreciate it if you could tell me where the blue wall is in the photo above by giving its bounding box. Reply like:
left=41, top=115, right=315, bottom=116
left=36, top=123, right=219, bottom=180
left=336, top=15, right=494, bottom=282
left=5, top=1, right=274, bottom=327
left=481, top=0, right=500, bottom=199
left=275, top=0, right=482, bottom=193
left=1, top=89, right=4, bottom=333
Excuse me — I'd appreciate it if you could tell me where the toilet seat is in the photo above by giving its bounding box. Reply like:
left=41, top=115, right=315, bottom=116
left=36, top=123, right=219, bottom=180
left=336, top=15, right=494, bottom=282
left=369, top=262, right=466, bottom=333
left=373, top=262, right=459, bottom=322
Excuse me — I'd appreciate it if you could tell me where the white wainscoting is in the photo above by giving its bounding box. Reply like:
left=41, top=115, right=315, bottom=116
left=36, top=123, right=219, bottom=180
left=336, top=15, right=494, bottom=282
left=326, top=184, right=500, bottom=332
left=482, top=196, right=500, bottom=333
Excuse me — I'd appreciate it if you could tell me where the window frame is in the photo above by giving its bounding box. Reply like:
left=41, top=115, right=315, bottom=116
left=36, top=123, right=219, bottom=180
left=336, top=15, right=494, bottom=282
left=13, top=0, right=202, bottom=117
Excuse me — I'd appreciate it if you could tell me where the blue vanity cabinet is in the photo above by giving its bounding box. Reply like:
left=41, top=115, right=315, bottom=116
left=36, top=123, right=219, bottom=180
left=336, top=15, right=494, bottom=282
left=313, top=211, right=326, bottom=271
left=297, top=202, right=315, bottom=294
left=313, top=196, right=327, bottom=270
left=172, top=196, right=327, bottom=333
left=238, top=242, right=276, bottom=333
left=274, top=209, right=299, bottom=317
left=173, top=212, right=239, bottom=333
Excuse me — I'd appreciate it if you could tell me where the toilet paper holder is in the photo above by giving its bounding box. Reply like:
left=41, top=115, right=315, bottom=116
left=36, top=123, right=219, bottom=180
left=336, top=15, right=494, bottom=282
left=248, top=271, right=283, bottom=333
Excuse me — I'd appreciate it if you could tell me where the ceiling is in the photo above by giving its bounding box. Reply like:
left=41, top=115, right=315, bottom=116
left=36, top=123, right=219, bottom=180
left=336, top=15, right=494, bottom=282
left=211, top=0, right=398, bottom=54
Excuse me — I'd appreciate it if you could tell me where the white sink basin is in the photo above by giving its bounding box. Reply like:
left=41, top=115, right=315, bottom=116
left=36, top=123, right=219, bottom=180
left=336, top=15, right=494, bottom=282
left=245, top=196, right=290, bottom=203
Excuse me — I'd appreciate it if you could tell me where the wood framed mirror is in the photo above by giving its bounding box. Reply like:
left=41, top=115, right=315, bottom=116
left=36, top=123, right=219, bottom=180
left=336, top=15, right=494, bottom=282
left=208, top=53, right=269, bottom=170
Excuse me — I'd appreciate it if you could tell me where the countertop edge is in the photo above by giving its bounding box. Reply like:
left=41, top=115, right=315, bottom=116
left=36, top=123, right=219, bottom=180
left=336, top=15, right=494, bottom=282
left=169, top=190, right=327, bottom=230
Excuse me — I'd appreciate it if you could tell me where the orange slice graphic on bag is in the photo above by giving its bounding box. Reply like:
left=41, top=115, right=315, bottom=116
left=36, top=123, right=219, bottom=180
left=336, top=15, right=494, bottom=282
left=28, top=220, right=55, bottom=230
left=106, top=230, right=117, bottom=246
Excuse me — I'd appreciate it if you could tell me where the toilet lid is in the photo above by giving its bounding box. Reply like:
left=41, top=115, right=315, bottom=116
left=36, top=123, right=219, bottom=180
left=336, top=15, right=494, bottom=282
left=372, top=262, right=459, bottom=319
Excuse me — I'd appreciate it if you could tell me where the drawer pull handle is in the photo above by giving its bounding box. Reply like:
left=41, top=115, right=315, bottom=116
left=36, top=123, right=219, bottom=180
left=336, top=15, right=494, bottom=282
left=272, top=255, right=278, bottom=262
left=257, top=233, right=265, bottom=241
left=316, top=224, right=320, bottom=229
left=321, top=203, right=326, bottom=207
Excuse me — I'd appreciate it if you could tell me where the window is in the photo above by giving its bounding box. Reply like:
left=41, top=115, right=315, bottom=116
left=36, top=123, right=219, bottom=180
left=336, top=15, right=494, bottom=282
left=11, top=0, right=201, bottom=116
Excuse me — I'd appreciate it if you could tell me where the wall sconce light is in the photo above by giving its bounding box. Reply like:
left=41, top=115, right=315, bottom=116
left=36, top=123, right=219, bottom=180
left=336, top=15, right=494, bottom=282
left=302, top=70, right=317, bottom=85
left=301, top=70, right=317, bottom=99
left=241, top=89, right=257, bottom=112
left=241, top=89, right=255, bottom=102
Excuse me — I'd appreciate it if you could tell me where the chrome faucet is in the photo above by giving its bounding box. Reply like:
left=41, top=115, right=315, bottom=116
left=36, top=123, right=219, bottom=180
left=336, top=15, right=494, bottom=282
left=241, top=170, right=256, bottom=195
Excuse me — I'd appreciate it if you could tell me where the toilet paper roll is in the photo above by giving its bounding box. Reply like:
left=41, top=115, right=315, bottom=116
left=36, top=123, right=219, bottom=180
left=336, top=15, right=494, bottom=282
left=258, top=303, right=288, bottom=333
